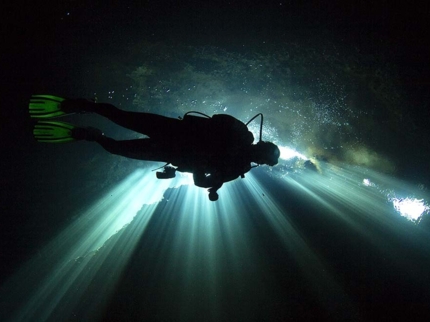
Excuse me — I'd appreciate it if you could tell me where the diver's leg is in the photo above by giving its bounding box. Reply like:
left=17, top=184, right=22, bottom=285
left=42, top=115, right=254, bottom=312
left=63, top=99, right=181, bottom=137
left=96, top=136, right=170, bottom=162
left=97, top=103, right=181, bottom=137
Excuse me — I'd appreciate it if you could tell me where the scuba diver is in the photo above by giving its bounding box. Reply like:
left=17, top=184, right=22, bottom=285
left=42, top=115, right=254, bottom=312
left=29, top=95, right=280, bottom=201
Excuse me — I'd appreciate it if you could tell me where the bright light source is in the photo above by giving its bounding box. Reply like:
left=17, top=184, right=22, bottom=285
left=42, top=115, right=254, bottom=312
left=362, top=178, right=376, bottom=187
left=278, top=145, right=307, bottom=160
left=392, top=197, right=429, bottom=221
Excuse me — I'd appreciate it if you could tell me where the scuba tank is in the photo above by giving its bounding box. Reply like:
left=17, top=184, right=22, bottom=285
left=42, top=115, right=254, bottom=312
left=153, top=111, right=265, bottom=180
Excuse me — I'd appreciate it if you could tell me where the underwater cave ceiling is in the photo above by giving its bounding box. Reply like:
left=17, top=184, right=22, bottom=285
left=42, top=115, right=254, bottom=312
left=126, top=40, right=413, bottom=175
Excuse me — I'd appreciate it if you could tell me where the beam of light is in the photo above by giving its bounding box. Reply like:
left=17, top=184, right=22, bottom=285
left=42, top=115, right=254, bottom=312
left=0, top=168, right=192, bottom=322
left=160, top=181, right=263, bottom=321
left=162, top=186, right=223, bottom=320
left=242, top=173, right=360, bottom=320
left=278, top=145, right=308, bottom=160
left=138, top=179, right=289, bottom=321
left=275, top=160, right=430, bottom=226
left=269, top=161, right=430, bottom=278
left=2, top=155, right=428, bottom=321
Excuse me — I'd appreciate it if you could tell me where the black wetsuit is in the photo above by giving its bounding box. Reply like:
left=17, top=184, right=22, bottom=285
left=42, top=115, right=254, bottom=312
left=92, top=103, right=255, bottom=189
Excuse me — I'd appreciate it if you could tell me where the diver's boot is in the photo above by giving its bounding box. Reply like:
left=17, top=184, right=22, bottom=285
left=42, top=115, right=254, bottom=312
left=71, top=127, right=104, bottom=141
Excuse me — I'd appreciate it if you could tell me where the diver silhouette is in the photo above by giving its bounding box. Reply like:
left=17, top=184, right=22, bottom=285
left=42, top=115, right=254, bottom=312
left=30, top=96, right=280, bottom=201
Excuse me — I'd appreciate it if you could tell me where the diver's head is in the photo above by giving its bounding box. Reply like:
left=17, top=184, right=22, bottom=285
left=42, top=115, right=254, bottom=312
left=251, top=141, right=280, bottom=166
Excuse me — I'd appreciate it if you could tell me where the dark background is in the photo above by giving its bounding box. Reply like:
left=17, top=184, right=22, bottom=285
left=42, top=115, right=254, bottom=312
left=1, top=1, right=430, bottom=321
